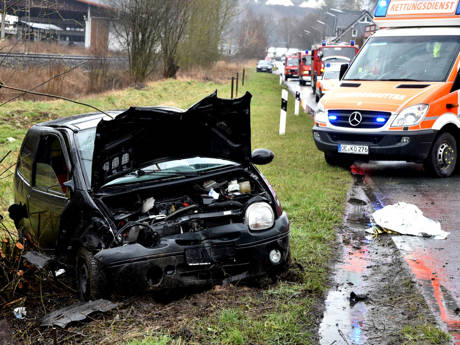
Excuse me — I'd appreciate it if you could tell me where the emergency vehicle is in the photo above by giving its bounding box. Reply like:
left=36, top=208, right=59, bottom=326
left=315, top=62, right=341, bottom=102
left=311, top=42, right=359, bottom=95
left=313, top=0, right=460, bottom=177
left=284, top=55, right=299, bottom=81
left=298, top=50, right=312, bottom=86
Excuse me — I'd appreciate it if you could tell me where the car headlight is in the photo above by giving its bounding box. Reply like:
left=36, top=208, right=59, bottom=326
left=245, top=202, right=275, bottom=231
left=315, top=101, right=328, bottom=123
left=391, top=104, right=429, bottom=127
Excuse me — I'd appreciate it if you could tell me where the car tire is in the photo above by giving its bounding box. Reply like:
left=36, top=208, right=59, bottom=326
left=324, top=153, right=353, bottom=168
left=315, top=92, right=320, bottom=103
left=76, top=247, right=108, bottom=301
left=284, top=75, right=288, bottom=81
left=424, top=132, right=457, bottom=177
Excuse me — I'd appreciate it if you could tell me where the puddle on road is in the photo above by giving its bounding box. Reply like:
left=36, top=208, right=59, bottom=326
left=319, top=238, right=371, bottom=345
left=319, top=183, right=374, bottom=345
left=394, top=237, right=460, bottom=343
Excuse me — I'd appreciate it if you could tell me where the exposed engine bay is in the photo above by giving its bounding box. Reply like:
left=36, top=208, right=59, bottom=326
left=98, top=170, right=273, bottom=248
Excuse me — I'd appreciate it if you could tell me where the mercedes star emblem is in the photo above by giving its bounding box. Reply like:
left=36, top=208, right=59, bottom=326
left=349, top=111, right=363, bottom=127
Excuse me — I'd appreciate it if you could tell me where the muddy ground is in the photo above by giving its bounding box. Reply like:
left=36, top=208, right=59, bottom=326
left=0, top=255, right=317, bottom=344
left=319, top=175, right=449, bottom=345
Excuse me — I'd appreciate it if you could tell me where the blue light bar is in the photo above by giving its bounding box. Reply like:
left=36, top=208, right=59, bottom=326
left=375, top=0, right=390, bottom=17
left=376, top=117, right=386, bottom=123
left=305, top=49, right=309, bottom=54
left=328, top=115, right=338, bottom=121
left=350, top=40, right=355, bottom=46
left=326, top=63, right=331, bottom=67
left=322, top=41, right=326, bottom=46
left=456, top=1, right=460, bottom=14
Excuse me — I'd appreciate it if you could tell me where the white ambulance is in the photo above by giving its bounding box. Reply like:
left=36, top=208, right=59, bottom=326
left=313, top=0, right=460, bottom=177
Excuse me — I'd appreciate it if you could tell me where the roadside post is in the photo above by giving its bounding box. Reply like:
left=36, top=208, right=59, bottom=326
left=236, top=72, right=239, bottom=98
left=242, top=69, right=245, bottom=86
left=294, top=91, right=300, bottom=116
left=231, top=77, right=234, bottom=99
left=279, top=73, right=282, bottom=85
left=279, top=89, right=288, bottom=135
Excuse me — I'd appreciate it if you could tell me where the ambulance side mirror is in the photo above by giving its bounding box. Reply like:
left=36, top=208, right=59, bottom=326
left=339, top=63, right=349, bottom=80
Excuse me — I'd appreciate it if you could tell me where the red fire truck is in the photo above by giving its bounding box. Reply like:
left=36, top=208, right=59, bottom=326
left=298, top=50, right=312, bottom=86
left=311, top=41, right=359, bottom=95
left=284, top=55, right=299, bottom=81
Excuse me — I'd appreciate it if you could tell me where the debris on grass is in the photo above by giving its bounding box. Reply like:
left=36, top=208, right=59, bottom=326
left=40, top=299, right=120, bottom=328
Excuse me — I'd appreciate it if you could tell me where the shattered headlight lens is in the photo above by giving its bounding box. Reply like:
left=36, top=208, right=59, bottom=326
left=391, top=104, right=429, bottom=128
left=245, top=202, right=275, bottom=231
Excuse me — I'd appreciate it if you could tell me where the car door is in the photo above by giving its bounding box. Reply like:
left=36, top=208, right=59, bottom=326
left=13, top=129, right=39, bottom=243
left=27, top=130, right=71, bottom=250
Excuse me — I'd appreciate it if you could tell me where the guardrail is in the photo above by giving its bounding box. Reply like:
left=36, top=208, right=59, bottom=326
left=0, top=52, right=129, bottom=69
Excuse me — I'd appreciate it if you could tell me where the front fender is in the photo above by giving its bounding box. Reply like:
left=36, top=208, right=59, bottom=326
left=432, top=113, right=460, bottom=131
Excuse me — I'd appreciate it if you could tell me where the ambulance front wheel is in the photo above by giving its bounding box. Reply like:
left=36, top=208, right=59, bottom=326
left=424, top=132, right=457, bottom=177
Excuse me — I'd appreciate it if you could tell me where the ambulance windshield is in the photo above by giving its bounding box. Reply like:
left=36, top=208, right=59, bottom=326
left=344, top=35, right=460, bottom=82
left=322, top=47, right=356, bottom=60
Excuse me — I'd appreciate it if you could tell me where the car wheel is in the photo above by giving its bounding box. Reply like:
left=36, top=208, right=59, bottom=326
left=424, top=132, right=457, bottom=177
left=284, top=75, right=288, bottom=81
left=76, top=247, right=108, bottom=301
left=324, top=153, right=353, bottom=168
left=315, top=92, right=320, bottom=103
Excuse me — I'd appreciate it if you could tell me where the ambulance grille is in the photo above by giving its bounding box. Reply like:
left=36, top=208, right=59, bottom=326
left=328, top=110, right=392, bottom=129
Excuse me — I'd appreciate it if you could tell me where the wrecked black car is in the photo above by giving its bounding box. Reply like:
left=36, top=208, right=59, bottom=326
left=9, top=92, right=290, bottom=300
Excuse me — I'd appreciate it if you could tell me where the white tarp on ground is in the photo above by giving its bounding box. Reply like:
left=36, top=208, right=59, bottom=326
left=367, top=202, right=450, bottom=240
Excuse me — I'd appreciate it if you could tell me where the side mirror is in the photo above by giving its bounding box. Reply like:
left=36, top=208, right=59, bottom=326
left=251, top=149, right=274, bottom=165
left=63, top=179, right=75, bottom=193
left=339, top=63, right=349, bottom=80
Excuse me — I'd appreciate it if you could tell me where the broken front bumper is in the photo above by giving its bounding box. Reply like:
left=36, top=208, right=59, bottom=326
left=95, top=213, right=290, bottom=291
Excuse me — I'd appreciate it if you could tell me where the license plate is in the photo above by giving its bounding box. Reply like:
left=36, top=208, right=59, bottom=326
left=338, top=144, right=369, bottom=155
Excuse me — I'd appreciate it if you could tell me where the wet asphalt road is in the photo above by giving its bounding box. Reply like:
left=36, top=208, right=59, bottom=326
left=278, top=70, right=460, bottom=342
left=358, top=161, right=460, bottom=343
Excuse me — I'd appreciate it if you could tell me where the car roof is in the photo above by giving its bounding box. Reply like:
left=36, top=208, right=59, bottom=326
left=35, top=106, right=185, bottom=132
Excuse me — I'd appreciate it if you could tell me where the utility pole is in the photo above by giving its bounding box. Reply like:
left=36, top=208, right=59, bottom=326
left=0, top=0, right=7, bottom=40
left=25, top=0, right=31, bottom=53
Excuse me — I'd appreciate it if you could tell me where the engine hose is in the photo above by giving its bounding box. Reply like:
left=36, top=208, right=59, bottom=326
left=164, top=204, right=199, bottom=221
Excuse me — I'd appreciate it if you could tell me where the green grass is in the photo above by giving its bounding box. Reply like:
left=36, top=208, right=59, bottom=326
left=400, top=324, right=451, bottom=345
left=0, top=72, right=352, bottom=344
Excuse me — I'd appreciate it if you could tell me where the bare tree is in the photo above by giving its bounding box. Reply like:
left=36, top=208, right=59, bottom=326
left=180, top=0, right=237, bottom=68
left=159, top=0, right=192, bottom=78
left=111, top=0, right=163, bottom=83
left=237, top=8, right=268, bottom=59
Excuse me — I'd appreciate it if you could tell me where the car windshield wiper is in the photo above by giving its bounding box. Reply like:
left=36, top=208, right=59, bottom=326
left=378, top=78, right=421, bottom=81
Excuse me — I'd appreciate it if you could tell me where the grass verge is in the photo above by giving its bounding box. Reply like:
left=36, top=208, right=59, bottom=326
left=1, top=71, right=352, bottom=344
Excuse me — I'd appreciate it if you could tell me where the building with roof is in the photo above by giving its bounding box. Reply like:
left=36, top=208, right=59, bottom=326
left=323, top=9, right=374, bottom=45
left=2, top=0, right=113, bottom=51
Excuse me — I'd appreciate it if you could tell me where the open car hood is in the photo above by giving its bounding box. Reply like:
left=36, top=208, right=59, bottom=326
left=92, top=92, right=252, bottom=189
